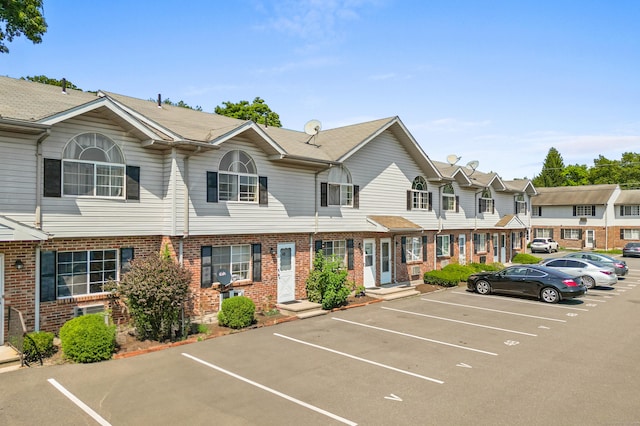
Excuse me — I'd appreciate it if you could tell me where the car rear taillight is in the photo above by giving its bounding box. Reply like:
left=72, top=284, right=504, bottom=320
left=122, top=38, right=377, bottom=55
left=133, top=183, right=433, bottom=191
left=563, top=279, right=579, bottom=287
left=614, top=263, right=624, bottom=268
left=601, top=270, right=613, bottom=275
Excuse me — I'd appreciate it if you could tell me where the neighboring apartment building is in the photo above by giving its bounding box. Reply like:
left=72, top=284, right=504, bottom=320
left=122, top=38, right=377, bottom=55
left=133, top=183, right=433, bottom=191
left=531, top=184, right=640, bottom=250
left=0, top=76, right=536, bottom=341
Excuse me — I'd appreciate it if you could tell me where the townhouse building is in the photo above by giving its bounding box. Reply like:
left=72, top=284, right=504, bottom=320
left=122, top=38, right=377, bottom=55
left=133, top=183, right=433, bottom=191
left=0, top=76, right=535, bottom=342
left=531, top=184, right=640, bottom=250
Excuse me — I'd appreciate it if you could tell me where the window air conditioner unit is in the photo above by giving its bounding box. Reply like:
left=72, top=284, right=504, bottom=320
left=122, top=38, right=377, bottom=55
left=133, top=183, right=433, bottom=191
left=219, top=289, right=245, bottom=310
left=411, top=265, right=421, bottom=276
left=74, top=304, right=105, bottom=317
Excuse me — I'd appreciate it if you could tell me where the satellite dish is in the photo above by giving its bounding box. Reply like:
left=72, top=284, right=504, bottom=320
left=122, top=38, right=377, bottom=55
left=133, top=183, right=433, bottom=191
left=216, top=268, right=232, bottom=287
left=466, top=160, right=480, bottom=170
left=446, top=154, right=461, bottom=165
left=304, top=119, right=322, bottom=136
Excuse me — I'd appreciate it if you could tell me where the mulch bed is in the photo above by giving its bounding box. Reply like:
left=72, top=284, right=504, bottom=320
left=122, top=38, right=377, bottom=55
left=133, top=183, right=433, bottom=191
left=39, top=283, right=449, bottom=365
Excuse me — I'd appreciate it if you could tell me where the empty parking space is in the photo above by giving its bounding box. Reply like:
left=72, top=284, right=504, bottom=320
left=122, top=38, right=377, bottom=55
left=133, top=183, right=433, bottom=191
left=7, top=257, right=639, bottom=425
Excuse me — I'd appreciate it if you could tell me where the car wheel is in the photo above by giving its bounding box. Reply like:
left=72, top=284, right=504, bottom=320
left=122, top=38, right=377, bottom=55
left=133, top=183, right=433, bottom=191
left=582, top=275, right=596, bottom=289
left=475, top=280, right=491, bottom=295
left=541, top=287, right=560, bottom=303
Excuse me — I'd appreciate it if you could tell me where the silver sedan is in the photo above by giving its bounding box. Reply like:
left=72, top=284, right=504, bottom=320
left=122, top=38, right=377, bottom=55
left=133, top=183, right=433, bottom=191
left=539, top=257, right=618, bottom=289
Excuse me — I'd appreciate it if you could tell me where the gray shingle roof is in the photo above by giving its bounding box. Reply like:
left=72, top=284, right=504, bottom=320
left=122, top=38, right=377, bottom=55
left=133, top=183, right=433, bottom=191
left=614, top=189, right=640, bottom=205
left=532, top=184, right=618, bottom=206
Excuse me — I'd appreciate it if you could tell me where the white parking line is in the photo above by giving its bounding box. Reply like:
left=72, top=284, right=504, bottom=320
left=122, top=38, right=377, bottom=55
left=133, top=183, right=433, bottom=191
left=581, top=297, right=606, bottom=303
left=47, top=378, right=111, bottom=426
left=273, top=333, right=446, bottom=384
left=452, top=291, right=589, bottom=311
left=380, top=306, right=538, bottom=336
left=331, top=317, right=498, bottom=356
left=420, top=298, right=567, bottom=322
left=182, top=353, right=359, bottom=425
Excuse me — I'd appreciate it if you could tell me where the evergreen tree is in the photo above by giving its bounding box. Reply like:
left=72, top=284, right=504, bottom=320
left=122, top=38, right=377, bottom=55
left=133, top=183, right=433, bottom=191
left=532, top=147, right=566, bottom=187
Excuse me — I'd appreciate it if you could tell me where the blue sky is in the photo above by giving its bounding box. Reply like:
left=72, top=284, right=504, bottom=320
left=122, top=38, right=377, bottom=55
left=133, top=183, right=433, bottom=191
left=2, top=0, right=639, bottom=179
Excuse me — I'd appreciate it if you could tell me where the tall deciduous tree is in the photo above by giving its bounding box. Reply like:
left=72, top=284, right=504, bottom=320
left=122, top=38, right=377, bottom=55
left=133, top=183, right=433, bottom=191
left=0, top=0, right=47, bottom=53
left=532, top=147, right=566, bottom=187
left=563, top=164, right=590, bottom=186
left=214, top=97, right=282, bottom=127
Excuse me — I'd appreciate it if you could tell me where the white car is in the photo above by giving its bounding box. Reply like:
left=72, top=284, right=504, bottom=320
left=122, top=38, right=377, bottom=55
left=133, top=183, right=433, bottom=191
left=530, top=238, right=559, bottom=253
left=539, top=258, right=617, bottom=288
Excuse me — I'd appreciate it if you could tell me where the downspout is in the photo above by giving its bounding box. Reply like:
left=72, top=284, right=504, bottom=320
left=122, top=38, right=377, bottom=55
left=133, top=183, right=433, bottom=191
left=604, top=203, right=608, bottom=250
left=171, top=148, right=177, bottom=236
left=34, top=245, right=41, bottom=331
left=182, top=147, right=201, bottom=240
left=35, top=129, right=51, bottom=229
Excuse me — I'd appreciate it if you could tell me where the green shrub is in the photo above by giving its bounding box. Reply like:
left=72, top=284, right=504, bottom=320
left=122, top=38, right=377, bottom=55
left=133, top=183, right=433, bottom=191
left=305, top=251, right=351, bottom=309
left=23, top=331, right=55, bottom=362
left=59, top=314, right=115, bottom=363
left=512, top=253, right=542, bottom=264
left=218, top=296, right=256, bottom=329
left=424, top=262, right=506, bottom=287
left=112, top=250, right=192, bottom=342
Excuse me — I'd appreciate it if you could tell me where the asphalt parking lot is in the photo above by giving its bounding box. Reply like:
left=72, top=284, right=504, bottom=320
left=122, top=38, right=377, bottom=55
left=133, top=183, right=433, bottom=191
left=2, top=253, right=640, bottom=425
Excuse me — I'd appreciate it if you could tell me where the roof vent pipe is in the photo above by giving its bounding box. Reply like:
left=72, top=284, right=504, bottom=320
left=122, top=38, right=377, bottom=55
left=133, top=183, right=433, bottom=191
left=61, top=78, right=67, bottom=94
left=157, top=93, right=162, bottom=108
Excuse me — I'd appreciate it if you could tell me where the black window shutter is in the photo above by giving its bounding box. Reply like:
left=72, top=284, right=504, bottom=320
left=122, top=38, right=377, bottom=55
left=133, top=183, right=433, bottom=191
left=620, top=229, right=625, bottom=239
left=523, top=202, right=527, bottom=215
left=591, top=205, right=596, bottom=216
left=492, top=202, right=495, bottom=214
left=428, top=192, right=433, bottom=211
left=422, top=236, right=428, bottom=261
left=455, top=196, right=459, bottom=213
left=486, top=233, right=491, bottom=251
left=579, top=229, right=583, bottom=239
left=550, top=229, right=554, bottom=239
left=40, top=251, right=57, bottom=302
left=407, top=190, right=412, bottom=211
left=120, top=247, right=134, bottom=274
left=201, top=246, right=213, bottom=288
left=478, top=199, right=483, bottom=213
left=620, top=206, right=624, bottom=216
left=44, top=158, right=62, bottom=198
left=126, top=166, right=140, bottom=201
left=320, top=182, right=328, bottom=207
left=259, top=176, right=268, bottom=206
left=353, top=185, right=359, bottom=209
left=401, top=237, right=406, bottom=263
left=206, top=172, right=218, bottom=203
left=573, top=206, right=577, bottom=216
left=450, top=234, right=455, bottom=256
left=473, top=233, right=479, bottom=254
left=252, top=244, right=262, bottom=282
left=347, top=239, right=354, bottom=270
left=315, top=240, right=323, bottom=254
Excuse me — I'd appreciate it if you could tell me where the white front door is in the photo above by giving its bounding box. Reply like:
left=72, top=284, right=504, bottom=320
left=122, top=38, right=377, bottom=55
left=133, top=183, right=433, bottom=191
left=363, top=239, right=376, bottom=288
left=277, top=243, right=296, bottom=303
left=380, top=238, right=391, bottom=285
left=585, top=230, right=595, bottom=249
left=493, top=234, right=499, bottom=259
left=0, top=253, right=4, bottom=344
left=500, top=234, right=507, bottom=263
left=458, top=234, right=466, bottom=265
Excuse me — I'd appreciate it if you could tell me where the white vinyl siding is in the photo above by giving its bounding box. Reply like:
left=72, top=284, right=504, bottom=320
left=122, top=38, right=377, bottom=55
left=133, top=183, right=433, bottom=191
left=40, top=113, right=166, bottom=237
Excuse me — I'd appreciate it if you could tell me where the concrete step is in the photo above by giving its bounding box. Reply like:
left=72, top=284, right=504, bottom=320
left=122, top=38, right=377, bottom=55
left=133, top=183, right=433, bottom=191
left=276, top=300, right=328, bottom=319
left=365, top=284, right=420, bottom=301
left=0, top=346, right=22, bottom=373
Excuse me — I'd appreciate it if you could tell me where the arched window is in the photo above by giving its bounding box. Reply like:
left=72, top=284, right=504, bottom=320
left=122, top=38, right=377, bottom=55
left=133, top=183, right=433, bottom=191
left=218, top=150, right=258, bottom=202
left=442, top=183, right=456, bottom=211
left=515, top=193, right=527, bottom=214
left=479, top=188, right=493, bottom=213
left=328, top=166, right=353, bottom=206
left=411, top=176, right=430, bottom=210
left=62, top=133, right=125, bottom=197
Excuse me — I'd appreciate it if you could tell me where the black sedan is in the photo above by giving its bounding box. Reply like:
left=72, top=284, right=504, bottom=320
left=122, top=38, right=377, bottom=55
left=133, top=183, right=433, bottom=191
left=467, top=264, right=587, bottom=303
left=623, top=242, right=640, bottom=258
